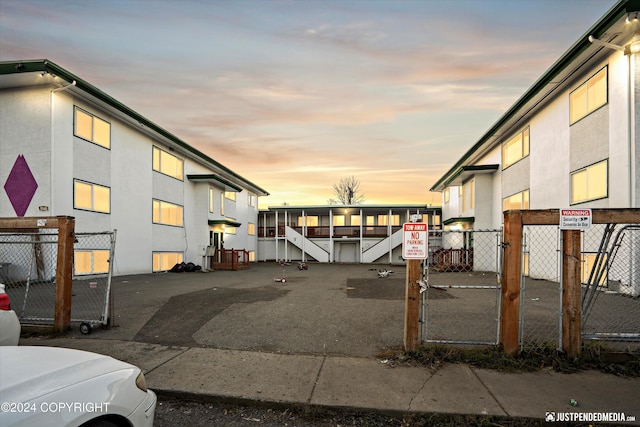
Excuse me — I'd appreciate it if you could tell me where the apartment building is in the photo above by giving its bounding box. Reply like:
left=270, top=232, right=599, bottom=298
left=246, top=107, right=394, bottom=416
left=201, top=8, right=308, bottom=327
left=0, top=59, right=268, bottom=275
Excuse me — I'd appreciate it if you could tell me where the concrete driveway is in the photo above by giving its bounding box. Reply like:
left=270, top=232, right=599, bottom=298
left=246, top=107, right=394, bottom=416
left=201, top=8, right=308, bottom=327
left=80, top=263, right=407, bottom=358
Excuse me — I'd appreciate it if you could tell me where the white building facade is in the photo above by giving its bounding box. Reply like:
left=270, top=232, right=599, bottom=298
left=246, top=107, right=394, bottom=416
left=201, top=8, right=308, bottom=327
left=258, top=205, right=441, bottom=264
left=1, top=59, right=268, bottom=276
left=431, top=0, right=640, bottom=294
left=431, top=0, right=640, bottom=227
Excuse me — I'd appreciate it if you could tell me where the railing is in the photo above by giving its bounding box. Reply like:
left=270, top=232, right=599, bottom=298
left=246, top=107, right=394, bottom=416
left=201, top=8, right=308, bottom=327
left=258, top=225, right=402, bottom=238
left=211, top=248, right=250, bottom=271
left=430, top=248, right=474, bottom=272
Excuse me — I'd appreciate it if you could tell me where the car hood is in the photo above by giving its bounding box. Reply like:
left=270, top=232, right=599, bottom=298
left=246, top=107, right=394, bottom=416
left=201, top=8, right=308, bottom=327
left=0, top=346, right=137, bottom=402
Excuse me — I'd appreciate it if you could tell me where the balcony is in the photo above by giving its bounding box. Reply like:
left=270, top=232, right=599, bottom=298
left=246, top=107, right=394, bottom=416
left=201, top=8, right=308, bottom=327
left=258, top=225, right=402, bottom=238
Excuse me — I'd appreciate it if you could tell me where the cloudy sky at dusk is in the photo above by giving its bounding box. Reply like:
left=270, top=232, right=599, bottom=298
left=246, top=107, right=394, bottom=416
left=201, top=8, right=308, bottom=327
left=1, top=0, right=614, bottom=208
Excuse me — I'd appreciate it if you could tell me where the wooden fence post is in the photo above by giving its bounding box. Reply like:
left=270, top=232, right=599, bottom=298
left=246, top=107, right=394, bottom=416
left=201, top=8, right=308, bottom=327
left=54, top=216, right=75, bottom=333
left=562, top=229, right=582, bottom=357
left=501, top=211, right=522, bottom=355
left=404, top=259, right=421, bottom=352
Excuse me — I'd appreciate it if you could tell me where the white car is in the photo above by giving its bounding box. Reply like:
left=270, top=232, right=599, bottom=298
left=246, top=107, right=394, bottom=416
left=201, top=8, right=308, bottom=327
left=0, top=283, right=20, bottom=346
left=0, top=346, right=156, bottom=427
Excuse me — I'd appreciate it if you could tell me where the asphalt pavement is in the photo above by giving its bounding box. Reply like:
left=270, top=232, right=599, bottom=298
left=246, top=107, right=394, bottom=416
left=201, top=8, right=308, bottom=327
left=20, top=263, right=640, bottom=425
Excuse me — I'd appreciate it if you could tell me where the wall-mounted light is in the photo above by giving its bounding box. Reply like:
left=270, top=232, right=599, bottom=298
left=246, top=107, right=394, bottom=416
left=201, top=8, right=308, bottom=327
left=626, top=12, right=639, bottom=24
left=624, top=36, right=640, bottom=55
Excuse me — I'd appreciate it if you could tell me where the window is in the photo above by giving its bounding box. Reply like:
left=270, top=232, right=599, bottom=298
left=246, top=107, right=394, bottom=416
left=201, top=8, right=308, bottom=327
left=298, top=216, right=318, bottom=226
left=225, top=191, right=236, bottom=201
left=366, top=216, right=375, bottom=226
left=74, top=250, right=109, bottom=275
left=502, top=127, right=530, bottom=169
left=503, top=189, right=530, bottom=211
left=378, top=214, right=400, bottom=226
left=462, top=179, right=475, bottom=211
left=249, top=251, right=256, bottom=262
left=225, top=225, right=237, bottom=235
left=220, top=193, right=225, bottom=216
left=333, top=215, right=345, bottom=226
left=248, top=193, right=256, bottom=207
left=570, top=67, right=607, bottom=124
left=571, top=160, right=607, bottom=204
left=152, top=146, right=183, bottom=180
left=74, top=180, right=110, bottom=213
left=74, top=107, right=110, bottom=149
left=209, top=188, right=215, bottom=213
left=522, top=252, right=530, bottom=277
left=153, top=252, right=183, bottom=272
left=444, top=188, right=450, bottom=204
left=153, top=199, right=183, bottom=226
left=351, top=215, right=361, bottom=226
left=248, top=223, right=256, bottom=235
left=582, top=254, right=607, bottom=285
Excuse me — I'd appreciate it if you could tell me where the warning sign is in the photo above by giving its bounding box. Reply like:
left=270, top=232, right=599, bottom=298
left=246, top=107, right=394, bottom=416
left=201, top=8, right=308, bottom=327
left=560, top=209, right=592, bottom=230
left=402, top=223, right=428, bottom=259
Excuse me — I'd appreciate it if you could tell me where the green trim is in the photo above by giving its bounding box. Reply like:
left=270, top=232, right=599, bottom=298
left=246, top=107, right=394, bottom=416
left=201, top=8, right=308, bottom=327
left=1, top=59, right=269, bottom=197
left=430, top=0, right=640, bottom=192
left=187, top=174, right=242, bottom=192
left=263, top=204, right=436, bottom=211
left=442, top=165, right=499, bottom=188
left=208, top=219, right=242, bottom=227
left=443, top=217, right=475, bottom=226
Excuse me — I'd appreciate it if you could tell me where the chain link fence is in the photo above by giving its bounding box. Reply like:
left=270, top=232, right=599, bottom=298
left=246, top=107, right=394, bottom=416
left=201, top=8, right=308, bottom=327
left=518, top=223, right=639, bottom=352
left=0, top=229, right=116, bottom=333
left=519, top=225, right=562, bottom=352
left=419, top=222, right=639, bottom=352
left=421, top=229, right=503, bottom=345
left=581, top=224, right=640, bottom=349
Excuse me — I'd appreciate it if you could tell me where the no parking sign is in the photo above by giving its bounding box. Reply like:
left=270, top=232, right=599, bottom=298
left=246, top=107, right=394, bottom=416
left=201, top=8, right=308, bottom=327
left=402, top=223, right=428, bottom=259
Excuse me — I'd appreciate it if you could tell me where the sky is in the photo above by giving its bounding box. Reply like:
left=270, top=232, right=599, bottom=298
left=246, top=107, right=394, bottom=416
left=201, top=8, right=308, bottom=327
left=0, top=0, right=616, bottom=209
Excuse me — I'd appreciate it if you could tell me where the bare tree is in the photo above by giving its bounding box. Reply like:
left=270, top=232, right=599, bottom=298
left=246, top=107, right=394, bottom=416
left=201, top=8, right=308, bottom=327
left=330, top=176, right=365, bottom=205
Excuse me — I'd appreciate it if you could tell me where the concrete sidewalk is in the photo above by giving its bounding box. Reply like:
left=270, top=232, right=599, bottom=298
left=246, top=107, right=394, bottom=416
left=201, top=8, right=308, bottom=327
left=20, top=336, right=640, bottom=424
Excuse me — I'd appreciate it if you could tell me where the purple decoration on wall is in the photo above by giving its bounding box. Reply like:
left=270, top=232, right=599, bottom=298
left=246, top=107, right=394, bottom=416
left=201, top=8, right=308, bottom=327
left=3, top=155, right=39, bottom=217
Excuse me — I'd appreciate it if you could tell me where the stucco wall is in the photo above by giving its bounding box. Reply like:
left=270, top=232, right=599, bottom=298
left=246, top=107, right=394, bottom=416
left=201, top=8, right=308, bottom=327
left=1, top=84, right=261, bottom=275
left=0, top=86, right=52, bottom=217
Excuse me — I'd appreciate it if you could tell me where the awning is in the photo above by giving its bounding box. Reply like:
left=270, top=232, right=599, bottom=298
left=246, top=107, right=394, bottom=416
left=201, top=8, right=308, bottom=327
left=208, top=219, right=242, bottom=227
left=443, top=217, right=475, bottom=226
left=188, top=174, right=242, bottom=192
left=440, top=165, right=499, bottom=189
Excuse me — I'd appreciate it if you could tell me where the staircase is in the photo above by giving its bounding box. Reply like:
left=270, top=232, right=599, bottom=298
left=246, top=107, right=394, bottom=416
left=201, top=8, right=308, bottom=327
left=361, top=228, right=403, bottom=263
left=285, top=226, right=330, bottom=262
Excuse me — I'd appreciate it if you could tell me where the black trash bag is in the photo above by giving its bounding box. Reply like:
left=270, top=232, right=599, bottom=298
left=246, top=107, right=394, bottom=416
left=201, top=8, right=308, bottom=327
left=170, top=262, right=186, bottom=273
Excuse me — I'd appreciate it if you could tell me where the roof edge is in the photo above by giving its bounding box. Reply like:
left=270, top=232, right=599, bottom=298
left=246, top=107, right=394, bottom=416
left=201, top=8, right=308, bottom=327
left=429, top=0, right=639, bottom=192
left=0, top=59, right=269, bottom=197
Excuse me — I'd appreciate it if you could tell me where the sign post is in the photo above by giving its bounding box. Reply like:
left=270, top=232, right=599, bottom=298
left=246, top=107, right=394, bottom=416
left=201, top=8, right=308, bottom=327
left=402, top=223, right=428, bottom=352
left=559, top=209, right=588, bottom=356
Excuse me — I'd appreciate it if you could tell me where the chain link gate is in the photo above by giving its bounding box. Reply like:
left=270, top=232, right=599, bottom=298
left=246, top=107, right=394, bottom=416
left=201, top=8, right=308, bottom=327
left=581, top=224, right=640, bottom=349
left=519, top=225, right=562, bottom=352
left=518, top=223, right=640, bottom=352
left=420, top=229, right=503, bottom=345
left=0, top=229, right=116, bottom=334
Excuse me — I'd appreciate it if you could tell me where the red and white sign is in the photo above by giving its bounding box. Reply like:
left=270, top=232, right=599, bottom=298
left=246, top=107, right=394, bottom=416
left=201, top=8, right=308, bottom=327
left=560, top=209, right=592, bottom=230
left=402, top=223, right=428, bottom=259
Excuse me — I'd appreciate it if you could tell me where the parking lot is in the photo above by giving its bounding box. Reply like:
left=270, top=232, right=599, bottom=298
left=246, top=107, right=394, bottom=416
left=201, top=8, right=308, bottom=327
left=82, top=263, right=408, bottom=358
